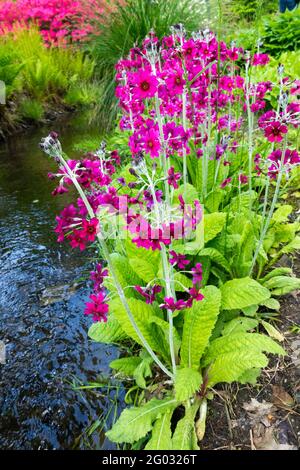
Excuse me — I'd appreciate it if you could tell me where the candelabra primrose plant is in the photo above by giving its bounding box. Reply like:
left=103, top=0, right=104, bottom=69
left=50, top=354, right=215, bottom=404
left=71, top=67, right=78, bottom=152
left=41, top=26, right=300, bottom=450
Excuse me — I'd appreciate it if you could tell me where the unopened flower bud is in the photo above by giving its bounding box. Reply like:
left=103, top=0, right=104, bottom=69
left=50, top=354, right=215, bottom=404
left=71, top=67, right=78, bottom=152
left=277, top=63, right=284, bottom=76
left=39, top=132, right=62, bottom=158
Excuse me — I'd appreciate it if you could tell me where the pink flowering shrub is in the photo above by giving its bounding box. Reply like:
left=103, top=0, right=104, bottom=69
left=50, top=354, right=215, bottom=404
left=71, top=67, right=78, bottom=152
left=0, top=0, right=112, bottom=45
left=40, top=27, right=299, bottom=449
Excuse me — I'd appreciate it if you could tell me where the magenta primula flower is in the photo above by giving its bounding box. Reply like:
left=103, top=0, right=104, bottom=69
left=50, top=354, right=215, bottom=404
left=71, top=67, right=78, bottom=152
left=169, top=251, right=190, bottom=269
left=220, top=177, right=232, bottom=188
left=258, top=110, right=277, bottom=129
left=134, top=285, right=162, bottom=304
left=142, top=129, right=160, bottom=158
left=250, top=100, right=266, bottom=113
left=239, top=174, right=248, bottom=184
left=191, top=263, right=203, bottom=286
left=185, top=288, right=205, bottom=307
left=81, top=218, right=99, bottom=242
left=252, top=53, right=270, bottom=66
left=143, top=189, right=163, bottom=209
left=165, top=67, right=186, bottom=95
left=54, top=204, right=78, bottom=242
left=291, top=80, right=300, bottom=95
left=69, top=230, right=87, bottom=251
left=264, top=121, right=288, bottom=143
left=90, top=263, right=108, bottom=292
left=132, top=70, right=158, bottom=99
left=167, top=167, right=181, bottom=189
left=268, top=149, right=300, bottom=178
left=84, top=292, right=109, bottom=323
left=160, top=297, right=186, bottom=312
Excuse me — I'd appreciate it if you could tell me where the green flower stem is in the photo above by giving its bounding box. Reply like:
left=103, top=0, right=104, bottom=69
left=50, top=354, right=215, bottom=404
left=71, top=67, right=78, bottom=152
left=249, top=166, right=284, bottom=278
left=57, top=153, right=173, bottom=380
left=245, top=61, right=254, bottom=216
left=161, top=245, right=177, bottom=376
left=260, top=175, right=270, bottom=236
left=145, top=168, right=177, bottom=376
left=154, top=93, right=171, bottom=207
left=182, top=87, right=187, bottom=192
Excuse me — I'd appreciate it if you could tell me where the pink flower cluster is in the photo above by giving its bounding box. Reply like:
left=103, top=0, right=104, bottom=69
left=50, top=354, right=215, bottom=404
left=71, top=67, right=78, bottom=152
left=0, top=0, right=109, bottom=45
left=114, top=31, right=275, bottom=173
left=115, top=31, right=300, bottom=185
left=84, top=263, right=109, bottom=322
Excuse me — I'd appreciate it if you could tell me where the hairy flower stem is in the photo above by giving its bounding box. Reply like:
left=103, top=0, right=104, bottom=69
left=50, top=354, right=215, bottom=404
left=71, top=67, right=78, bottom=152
left=161, top=246, right=177, bottom=375
left=182, top=87, right=188, bottom=195
left=249, top=165, right=285, bottom=278
left=145, top=168, right=177, bottom=376
left=57, top=153, right=173, bottom=379
left=154, top=94, right=171, bottom=207
left=203, top=78, right=212, bottom=199
left=245, top=61, right=254, bottom=217
left=260, top=176, right=270, bottom=235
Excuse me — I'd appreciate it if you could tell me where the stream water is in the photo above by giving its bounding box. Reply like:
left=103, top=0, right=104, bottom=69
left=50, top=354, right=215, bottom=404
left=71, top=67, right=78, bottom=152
left=0, top=116, right=120, bottom=449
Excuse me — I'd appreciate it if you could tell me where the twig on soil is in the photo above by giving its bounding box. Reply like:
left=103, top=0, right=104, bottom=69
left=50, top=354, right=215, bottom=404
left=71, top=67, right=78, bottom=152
left=250, top=429, right=256, bottom=450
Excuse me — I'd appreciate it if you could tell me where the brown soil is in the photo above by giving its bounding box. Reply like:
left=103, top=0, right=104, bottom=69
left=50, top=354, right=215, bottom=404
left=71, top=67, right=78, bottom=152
left=201, top=259, right=300, bottom=450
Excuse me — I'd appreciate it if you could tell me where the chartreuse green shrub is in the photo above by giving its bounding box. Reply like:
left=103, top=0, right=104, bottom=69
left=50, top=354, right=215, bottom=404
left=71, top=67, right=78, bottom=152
left=0, top=27, right=96, bottom=128
left=262, top=8, right=300, bottom=56
left=0, top=47, right=23, bottom=98
left=229, top=0, right=276, bottom=20
left=19, top=98, right=44, bottom=121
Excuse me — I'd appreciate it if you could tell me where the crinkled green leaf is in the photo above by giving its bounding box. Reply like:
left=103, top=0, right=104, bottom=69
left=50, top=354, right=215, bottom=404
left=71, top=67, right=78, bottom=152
left=261, top=320, right=285, bottom=342
left=204, top=212, right=226, bottom=243
left=145, top=412, right=173, bottom=450
left=88, top=319, right=127, bottom=344
left=106, top=398, right=177, bottom=444
left=110, top=357, right=142, bottom=376
left=181, top=286, right=221, bottom=368
left=174, top=184, right=199, bottom=205
left=104, top=253, right=142, bottom=298
left=203, top=332, right=286, bottom=367
left=238, top=368, right=261, bottom=385
left=261, top=267, right=292, bottom=282
left=129, top=257, right=157, bottom=283
left=175, top=368, right=202, bottom=402
left=149, top=316, right=181, bottom=360
left=261, top=298, right=281, bottom=310
left=242, top=304, right=259, bottom=317
left=220, top=277, right=270, bottom=310
left=172, top=402, right=200, bottom=450
left=173, top=272, right=192, bottom=292
left=133, top=355, right=153, bottom=388
left=272, top=205, right=293, bottom=223
left=280, top=236, right=300, bottom=255
left=224, top=191, right=257, bottom=212
left=109, top=298, right=162, bottom=354
left=221, top=317, right=259, bottom=336
left=207, top=350, right=268, bottom=386
left=263, top=275, right=300, bottom=296
left=205, top=190, right=224, bottom=213
left=198, top=247, right=231, bottom=273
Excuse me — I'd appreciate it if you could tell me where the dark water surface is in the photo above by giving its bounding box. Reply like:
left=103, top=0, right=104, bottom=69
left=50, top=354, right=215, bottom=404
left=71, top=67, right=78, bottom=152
left=0, top=117, right=120, bottom=449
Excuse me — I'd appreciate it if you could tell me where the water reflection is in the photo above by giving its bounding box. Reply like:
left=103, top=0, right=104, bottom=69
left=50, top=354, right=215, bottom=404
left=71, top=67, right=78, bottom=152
left=0, top=117, right=120, bottom=449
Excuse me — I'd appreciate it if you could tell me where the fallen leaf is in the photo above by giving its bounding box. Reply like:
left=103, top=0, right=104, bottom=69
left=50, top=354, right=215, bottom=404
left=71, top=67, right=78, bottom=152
left=290, top=339, right=300, bottom=369
left=254, top=426, right=297, bottom=451
left=271, top=385, right=294, bottom=408
left=243, top=398, right=274, bottom=420
left=262, top=320, right=285, bottom=342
